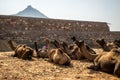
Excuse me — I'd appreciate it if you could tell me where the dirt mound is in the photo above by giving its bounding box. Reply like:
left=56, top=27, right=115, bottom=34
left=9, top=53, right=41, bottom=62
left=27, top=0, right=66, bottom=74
left=0, top=51, right=119, bottom=80
left=0, top=40, right=17, bottom=52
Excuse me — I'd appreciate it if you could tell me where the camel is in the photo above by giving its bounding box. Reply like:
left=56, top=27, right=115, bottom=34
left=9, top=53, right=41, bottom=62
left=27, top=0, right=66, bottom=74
left=8, top=40, right=34, bottom=60
left=44, top=38, right=71, bottom=65
left=75, top=40, right=120, bottom=77
left=34, top=42, right=48, bottom=58
left=113, top=39, right=120, bottom=47
left=33, top=38, right=58, bottom=58
left=71, top=36, right=96, bottom=55
left=60, top=36, right=95, bottom=60
left=96, top=39, right=118, bottom=51
left=61, top=41, right=85, bottom=60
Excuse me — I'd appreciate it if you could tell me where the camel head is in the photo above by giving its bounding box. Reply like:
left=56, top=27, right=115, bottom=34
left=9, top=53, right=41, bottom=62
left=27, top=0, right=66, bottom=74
left=74, top=40, right=84, bottom=48
left=22, top=47, right=34, bottom=60
left=8, top=40, right=12, bottom=44
left=8, top=40, right=17, bottom=50
left=75, top=40, right=97, bottom=61
left=71, top=36, right=76, bottom=42
left=96, top=39, right=106, bottom=47
left=113, top=39, right=120, bottom=47
left=111, top=48, right=120, bottom=54
left=50, top=39, right=61, bottom=48
left=60, top=41, right=70, bottom=54
left=96, top=39, right=110, bottom=51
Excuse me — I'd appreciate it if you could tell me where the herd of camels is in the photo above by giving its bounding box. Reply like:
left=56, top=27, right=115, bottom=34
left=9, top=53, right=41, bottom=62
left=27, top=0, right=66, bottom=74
left=7, top=37, right=120, bottom=77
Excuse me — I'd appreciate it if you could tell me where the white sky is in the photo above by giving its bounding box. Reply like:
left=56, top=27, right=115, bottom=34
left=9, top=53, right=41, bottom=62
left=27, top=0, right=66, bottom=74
left=0, top=0, right=120, bottom=31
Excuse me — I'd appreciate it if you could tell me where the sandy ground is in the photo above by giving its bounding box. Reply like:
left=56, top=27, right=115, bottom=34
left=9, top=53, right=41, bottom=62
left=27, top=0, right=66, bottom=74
left=0, top=51, right=120, bottom=80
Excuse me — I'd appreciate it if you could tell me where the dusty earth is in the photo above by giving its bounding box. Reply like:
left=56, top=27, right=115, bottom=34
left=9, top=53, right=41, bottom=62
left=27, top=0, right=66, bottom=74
left=0, top=50, right=120, bottom=80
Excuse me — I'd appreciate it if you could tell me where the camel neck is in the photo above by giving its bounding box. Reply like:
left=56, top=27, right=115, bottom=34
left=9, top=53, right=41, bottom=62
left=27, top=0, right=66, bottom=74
left=8, top=41, right=16, bottom=50
left=80, top=43, right=98, bottom=61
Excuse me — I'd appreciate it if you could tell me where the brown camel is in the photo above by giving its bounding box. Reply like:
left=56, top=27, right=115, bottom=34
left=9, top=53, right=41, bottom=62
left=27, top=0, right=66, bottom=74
left=96, top=39, right=118, bottom=51
left=75, top=40, right=120, bottom=77
left=60, top=36, right=95, bottom=60
left=113, top=39, right=120, bottom=47
left=44, top=38, right=71, bottom=65
left=8, top=40, right=34, bottom=60
left=61, top=41, right=85, bottom=60
left=34, top=42, right=48, bottom=58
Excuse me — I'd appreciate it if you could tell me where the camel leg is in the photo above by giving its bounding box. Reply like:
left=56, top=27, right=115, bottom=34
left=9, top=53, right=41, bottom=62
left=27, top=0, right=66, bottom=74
left=13, top=52, right=18, bottom=57
left=21, top=52, right=27, bottom=59
left=114, top=61, right=120, bottom=77
left=93, top=54, right=103, bottom=71
left=87, top=54, right=101, bottom=70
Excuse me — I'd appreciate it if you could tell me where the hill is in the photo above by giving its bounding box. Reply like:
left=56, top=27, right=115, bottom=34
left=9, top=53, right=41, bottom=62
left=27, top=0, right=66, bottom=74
left=13, top=5, right=48, bottom=18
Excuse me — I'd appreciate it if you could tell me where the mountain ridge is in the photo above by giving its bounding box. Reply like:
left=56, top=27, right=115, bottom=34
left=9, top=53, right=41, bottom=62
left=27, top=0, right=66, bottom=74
left=13, top=5, right=48, bottom=18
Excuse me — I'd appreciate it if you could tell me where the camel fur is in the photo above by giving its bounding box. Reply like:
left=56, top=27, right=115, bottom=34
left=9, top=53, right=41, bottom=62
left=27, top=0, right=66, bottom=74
left=96, top=39, right=118, bottom=51
left=8, top=40, right=33, bottom=60
left=34, top=42, right=48, bottom=58
left=44, top=38, right=71, bottom=65
left=75, top=40, right=120, bottom=77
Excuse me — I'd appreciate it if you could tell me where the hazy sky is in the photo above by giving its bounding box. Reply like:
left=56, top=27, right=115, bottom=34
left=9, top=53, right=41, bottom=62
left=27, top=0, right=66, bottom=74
left=0, top=0, right=120, bottom=31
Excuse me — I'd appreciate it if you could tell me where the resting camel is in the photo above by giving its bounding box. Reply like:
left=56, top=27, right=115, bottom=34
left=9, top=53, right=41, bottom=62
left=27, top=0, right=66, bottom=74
left=34, top=42, right=48, bottom=58
left=44, top=38, right=71, bottom=65
left=60, top=36, right=95, bottom=60
left=113, top=39, right=120, bottom=47
left=8, top=40, right=34, bottom=60
left=96, top=39, right=118, bottom=51
left=61, top=41, right=85, bottom=60
left=34, top=39, right=62, bottom=58
left=75, top=40, right=120, bottom=77
left=71, top=36, right=96, bottom=55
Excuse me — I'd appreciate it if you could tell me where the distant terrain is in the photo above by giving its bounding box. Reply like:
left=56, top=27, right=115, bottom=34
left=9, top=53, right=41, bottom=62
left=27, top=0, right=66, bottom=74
left=13, top=5, right=48, bottom=18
